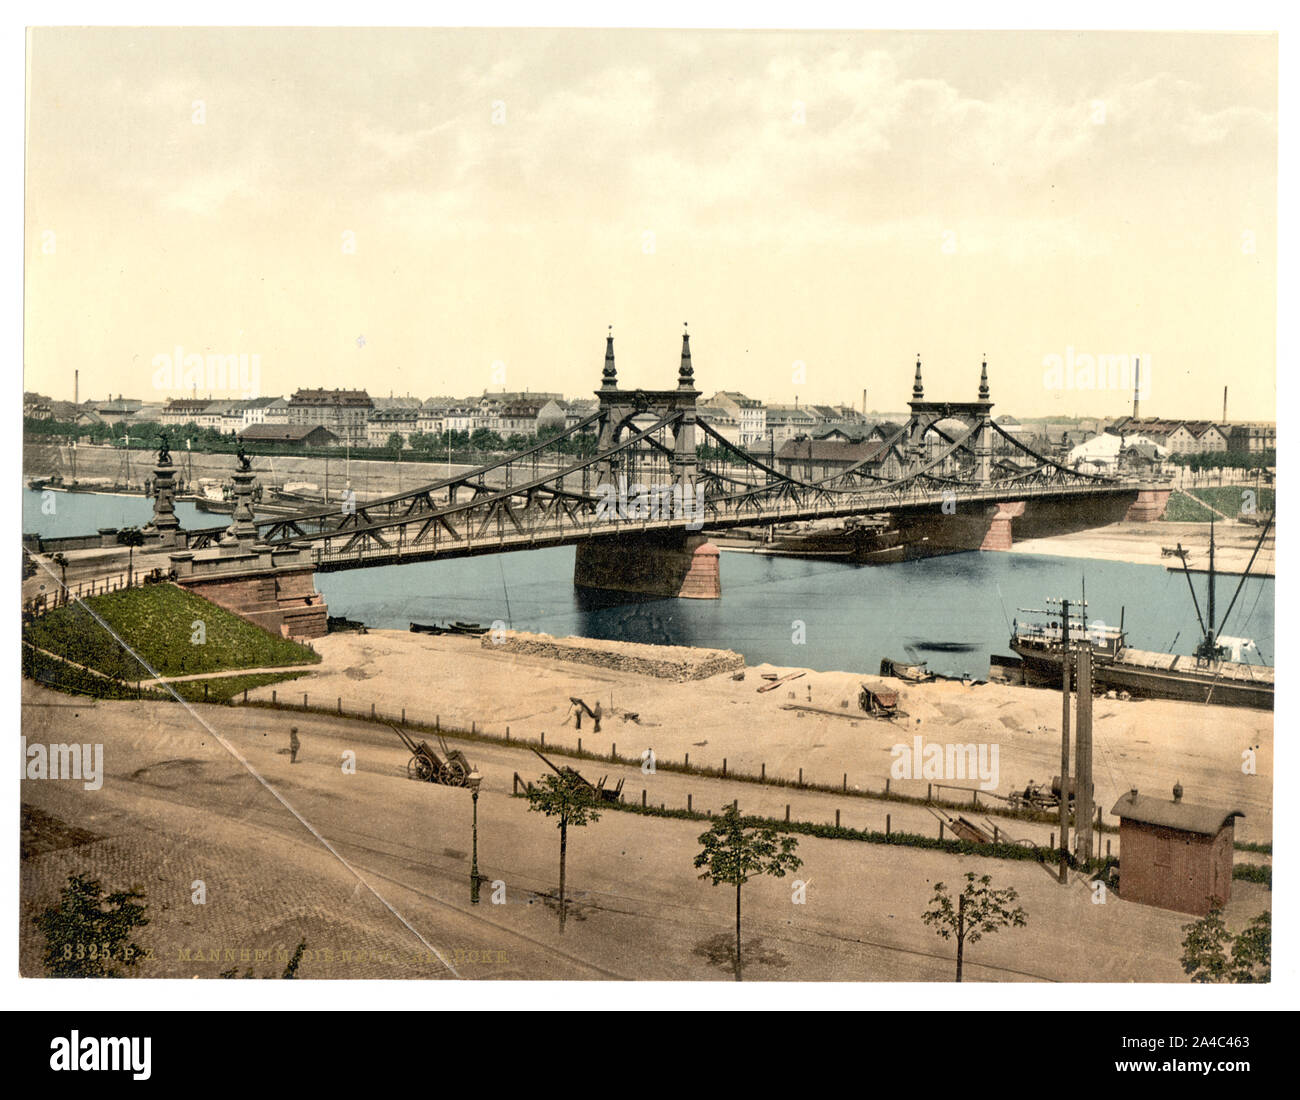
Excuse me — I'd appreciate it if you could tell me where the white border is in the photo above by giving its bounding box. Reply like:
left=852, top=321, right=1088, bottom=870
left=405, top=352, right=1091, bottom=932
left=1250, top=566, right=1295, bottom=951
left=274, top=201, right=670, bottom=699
left=5, top=1, right=1293, bottom=1016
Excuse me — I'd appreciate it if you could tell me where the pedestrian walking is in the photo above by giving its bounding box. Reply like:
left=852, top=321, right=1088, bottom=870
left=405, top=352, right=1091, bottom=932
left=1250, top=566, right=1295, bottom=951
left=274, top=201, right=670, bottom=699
left=289, top=726, right=300, bottom=764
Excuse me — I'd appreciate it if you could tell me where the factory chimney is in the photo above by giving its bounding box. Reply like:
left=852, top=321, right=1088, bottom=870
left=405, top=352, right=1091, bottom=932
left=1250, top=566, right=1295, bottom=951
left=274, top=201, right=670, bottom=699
left=1131, top=358, right=1140, bottom=420
left=1223, top=386, right=1228, bottom=424
left=74, top=369, right=79, bottom=408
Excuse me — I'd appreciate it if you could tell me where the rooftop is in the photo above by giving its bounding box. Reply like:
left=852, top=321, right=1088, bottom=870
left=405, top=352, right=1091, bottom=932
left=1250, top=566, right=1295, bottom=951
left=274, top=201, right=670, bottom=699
left=1109, top=788, right=1244, bottom=837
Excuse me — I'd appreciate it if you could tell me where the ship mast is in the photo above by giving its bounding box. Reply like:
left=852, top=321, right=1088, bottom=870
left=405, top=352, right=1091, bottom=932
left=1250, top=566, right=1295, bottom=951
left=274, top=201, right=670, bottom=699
left=1206, top=519, right=1216, bottom=647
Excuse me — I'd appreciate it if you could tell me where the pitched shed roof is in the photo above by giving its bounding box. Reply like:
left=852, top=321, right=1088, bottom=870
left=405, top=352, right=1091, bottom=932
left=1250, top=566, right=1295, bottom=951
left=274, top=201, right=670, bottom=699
left=1109, top=789, right=1243, bottom=836
left=239, top=423, right=339, bottom=442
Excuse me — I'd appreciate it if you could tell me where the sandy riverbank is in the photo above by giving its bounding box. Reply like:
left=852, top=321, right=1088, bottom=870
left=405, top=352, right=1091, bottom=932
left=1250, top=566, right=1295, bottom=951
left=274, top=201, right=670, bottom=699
left=1007, top=520, right=1275, bottom=574
left=251, top=629, right=1273, bottom=843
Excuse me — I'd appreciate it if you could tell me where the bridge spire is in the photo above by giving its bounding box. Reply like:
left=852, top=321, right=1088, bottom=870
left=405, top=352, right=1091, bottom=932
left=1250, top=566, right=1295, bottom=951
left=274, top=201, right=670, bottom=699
left=602, top=325, right=618, bottom=389
left=979, top=356, right=990, bottom=401
left=912, top=354, right=924, bottom=400
left=678, top=323, right=695, bottom=389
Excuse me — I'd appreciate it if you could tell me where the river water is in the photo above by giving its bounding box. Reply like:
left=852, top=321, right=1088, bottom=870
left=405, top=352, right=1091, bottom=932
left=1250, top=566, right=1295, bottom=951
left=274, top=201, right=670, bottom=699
left=25, top=490, right=1274, bottom=677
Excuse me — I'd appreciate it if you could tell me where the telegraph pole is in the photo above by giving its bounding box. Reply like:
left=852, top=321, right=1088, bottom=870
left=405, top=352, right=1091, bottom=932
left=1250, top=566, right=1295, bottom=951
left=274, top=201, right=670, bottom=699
left=1058, top=598, right=1071, bottom=883
left=1074, top=644, right=1094, bottom=865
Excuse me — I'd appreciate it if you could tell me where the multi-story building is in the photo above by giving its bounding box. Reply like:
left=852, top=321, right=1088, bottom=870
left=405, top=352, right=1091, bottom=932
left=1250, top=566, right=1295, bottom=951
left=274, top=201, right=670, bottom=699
left=696, top=402, right=742, bottom=446
left=160, top=398, right=211, bottom=426
left=764, top=403, right=819, bottom=444
left=706, top=391, right=766, bottom=445
left=287, top=388, right=373, bottom=447
left=365, top=407, right=420, bottom=447
left=263, top=397, right=291, bottom=425
left=498, top=401, right=544, bottom=435
left=1227, top=422, right=1276, bottom=455
left=1109, top=417, right=1228, bottom=455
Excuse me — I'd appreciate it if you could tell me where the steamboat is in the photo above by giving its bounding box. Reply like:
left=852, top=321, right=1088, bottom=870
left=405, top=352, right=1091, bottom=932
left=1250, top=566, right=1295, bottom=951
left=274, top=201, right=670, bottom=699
left=1007, top=515, right=1274, bottom=710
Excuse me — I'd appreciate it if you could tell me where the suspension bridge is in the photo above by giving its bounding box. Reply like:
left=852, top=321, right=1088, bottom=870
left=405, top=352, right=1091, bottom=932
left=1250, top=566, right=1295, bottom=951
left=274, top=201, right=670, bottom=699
left=28, top=329, right=1171, bottom=635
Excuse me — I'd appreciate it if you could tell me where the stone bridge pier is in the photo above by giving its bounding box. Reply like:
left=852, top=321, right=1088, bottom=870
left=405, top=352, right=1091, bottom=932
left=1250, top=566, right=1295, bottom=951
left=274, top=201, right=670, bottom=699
left=574, top=327, right=723, bottom=599
left=574, top=531, right=721, bottom=599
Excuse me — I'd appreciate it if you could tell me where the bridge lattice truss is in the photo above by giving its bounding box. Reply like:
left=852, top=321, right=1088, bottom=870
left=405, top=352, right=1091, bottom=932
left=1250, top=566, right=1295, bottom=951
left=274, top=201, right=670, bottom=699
left=187, top=361, right=1152, bottom=569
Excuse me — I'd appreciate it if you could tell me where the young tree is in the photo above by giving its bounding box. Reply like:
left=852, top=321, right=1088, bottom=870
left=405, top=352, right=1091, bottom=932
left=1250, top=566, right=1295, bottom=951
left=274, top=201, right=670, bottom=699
left=923, top=871, right=1027, bottom=982
left=33, top=873, right=149, bottom=977
left=526, top=772, right=603, bottom=933
left=118, top=526, right=145, bottom=587
left=693, top=805, right=802, bottom=981
left=1181, top=907, right=1270, bottom=983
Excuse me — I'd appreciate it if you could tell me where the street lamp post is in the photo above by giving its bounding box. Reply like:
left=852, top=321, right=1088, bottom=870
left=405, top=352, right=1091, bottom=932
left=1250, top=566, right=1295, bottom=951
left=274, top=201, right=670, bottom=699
left=468, top=771, right=483, bottom=904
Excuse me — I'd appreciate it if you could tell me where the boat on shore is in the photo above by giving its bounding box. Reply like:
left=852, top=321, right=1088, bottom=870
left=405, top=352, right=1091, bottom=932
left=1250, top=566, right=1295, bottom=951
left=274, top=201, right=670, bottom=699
left=1006, top=515, right=1274, bottom=710
left=410, top=621, right=490, bottom=637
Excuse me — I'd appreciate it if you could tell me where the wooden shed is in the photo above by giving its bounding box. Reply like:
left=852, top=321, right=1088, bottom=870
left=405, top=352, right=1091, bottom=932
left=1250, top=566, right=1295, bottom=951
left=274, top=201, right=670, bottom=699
left=1110, top=784, right=1243, bottom=915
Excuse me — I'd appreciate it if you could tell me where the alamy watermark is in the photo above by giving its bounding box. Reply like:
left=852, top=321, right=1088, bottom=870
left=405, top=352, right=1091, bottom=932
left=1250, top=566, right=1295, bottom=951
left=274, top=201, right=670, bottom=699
left=595, top=480, right=707, bottom=531
left=1042, top=349, right=1151, bottom=397
left=890, top=736, right=999, bottom=791
left=22, top=737, right=103, bottom=791
left=151, top=345, right=261, bottom=398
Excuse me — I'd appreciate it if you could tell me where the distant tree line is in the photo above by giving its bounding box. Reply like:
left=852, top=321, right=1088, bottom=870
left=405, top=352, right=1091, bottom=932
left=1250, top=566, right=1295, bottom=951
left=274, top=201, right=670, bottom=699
left=25, top=415, right=741, bottom=466
left=1168, top=449, right=1275, bottom=472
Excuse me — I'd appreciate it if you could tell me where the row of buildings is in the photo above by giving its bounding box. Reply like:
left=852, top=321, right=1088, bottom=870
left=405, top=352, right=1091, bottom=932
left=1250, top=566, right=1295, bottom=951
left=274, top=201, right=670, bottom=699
left=24, top=389, right=1275, bottom=462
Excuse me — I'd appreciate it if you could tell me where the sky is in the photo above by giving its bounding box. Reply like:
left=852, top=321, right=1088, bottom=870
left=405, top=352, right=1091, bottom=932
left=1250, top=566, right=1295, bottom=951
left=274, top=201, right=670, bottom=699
left=24, top=28, right=1277, bottom=420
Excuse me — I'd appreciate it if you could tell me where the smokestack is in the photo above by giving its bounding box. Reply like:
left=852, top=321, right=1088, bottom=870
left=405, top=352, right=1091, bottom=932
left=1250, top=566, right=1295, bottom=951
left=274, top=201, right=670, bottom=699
left=1131, top=358, right=1140, bottom=420
left=74, top=369, right=79, bottom=407
left=1223, top=386, right=1228, bottom=424
left=862, top=388, right=867, bottom=415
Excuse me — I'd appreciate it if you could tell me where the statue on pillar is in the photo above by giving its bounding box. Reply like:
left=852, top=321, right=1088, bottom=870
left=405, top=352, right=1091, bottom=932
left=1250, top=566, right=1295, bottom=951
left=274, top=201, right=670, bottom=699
left=222, top=442, right=259, bottom=545
left=144, top=432, right=181, bottom=547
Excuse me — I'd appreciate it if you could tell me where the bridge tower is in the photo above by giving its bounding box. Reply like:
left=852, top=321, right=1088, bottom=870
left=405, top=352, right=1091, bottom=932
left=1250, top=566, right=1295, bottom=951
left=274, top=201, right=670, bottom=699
left=904, top=356, right=996, bottom=485
left=593, top=325, right=701, bottom=500
left=575, top=326, right=720, bottom=599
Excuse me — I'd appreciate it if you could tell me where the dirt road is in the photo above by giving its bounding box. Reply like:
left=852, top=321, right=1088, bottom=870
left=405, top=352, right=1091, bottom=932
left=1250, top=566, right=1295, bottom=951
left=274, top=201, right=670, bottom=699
left=21, top=684, right=1269, bottom=981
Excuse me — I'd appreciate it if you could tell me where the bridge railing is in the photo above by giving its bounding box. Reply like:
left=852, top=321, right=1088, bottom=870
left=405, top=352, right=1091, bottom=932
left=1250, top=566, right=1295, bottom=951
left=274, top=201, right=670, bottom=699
left=305, top=476, right=1153, bottom=568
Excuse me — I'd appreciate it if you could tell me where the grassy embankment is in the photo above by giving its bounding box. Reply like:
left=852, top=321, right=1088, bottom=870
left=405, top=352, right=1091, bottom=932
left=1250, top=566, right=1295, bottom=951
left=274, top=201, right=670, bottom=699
left=22, top=584, right=319, bottom=700
left=1162, top=486, right=1275, bottom=523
